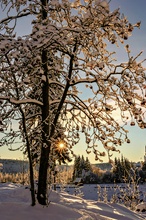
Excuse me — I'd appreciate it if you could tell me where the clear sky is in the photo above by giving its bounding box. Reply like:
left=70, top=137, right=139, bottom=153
left=1, top=0, right=146, bottom=163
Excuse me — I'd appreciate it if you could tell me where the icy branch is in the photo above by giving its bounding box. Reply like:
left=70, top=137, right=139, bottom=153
left=0, top=96, right=43, bottom=106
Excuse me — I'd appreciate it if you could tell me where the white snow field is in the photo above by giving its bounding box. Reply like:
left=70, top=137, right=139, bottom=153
left=0, top=183, right=146, bottom=220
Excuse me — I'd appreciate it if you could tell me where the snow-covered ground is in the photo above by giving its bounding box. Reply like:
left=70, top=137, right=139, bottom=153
left=0, top=183, right=146, bottom=220
left=59, top=183, right=146, bottom=202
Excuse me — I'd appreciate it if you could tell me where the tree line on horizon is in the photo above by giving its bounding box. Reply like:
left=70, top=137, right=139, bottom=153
left=72, top=155, right=146, bottom=184
left=0, top=155, right=146, bottom=185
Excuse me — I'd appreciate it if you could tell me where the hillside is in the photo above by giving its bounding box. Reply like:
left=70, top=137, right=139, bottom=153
left=0, top=159, right=112, bottom=174
left=93, top=162, right=112, bottom=171
left=0, top=159, right=29, bottom=173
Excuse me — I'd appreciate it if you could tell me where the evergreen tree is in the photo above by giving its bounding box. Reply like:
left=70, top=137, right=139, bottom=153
left=80, top=155, right=85, bottom=173
left=113, top=156, right=132, bottom=183
left=139, top=161, right=146, bottom=182
left=142, top=161, right=146, bottom=171
left=72, top=156, right=81, bottom=180
left=124, top=157, right=132, bottom=180
left=85, top=157, right=93, bottom=172
left=53, top=140, right=72, bottom=165
left=72, top=155, right=92, bottom=182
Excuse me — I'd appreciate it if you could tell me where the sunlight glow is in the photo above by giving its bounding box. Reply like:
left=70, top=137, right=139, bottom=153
left=59, top=142, right=65, bottom=149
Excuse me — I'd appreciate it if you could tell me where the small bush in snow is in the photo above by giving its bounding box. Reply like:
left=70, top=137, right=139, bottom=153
left=136, top=202, right=146, bottom=212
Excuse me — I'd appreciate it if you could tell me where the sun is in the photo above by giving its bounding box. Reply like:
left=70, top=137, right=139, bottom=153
left=59, top=142, right=65, bottom=149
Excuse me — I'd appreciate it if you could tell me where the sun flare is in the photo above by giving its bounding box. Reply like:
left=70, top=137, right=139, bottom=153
left=59, top=142, right=65, bottom=149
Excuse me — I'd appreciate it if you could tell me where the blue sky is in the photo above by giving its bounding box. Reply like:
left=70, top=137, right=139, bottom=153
left=1, top=0, right=146, bottom=163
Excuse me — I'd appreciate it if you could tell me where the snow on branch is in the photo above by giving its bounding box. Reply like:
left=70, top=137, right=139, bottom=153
left=9, top=98, right=43, bottom=106
left=0, top=12, right=31, bottom=24
left=0, top=96, right=43, bottom=106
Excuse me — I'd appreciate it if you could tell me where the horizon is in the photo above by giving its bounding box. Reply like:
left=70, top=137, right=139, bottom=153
left=0, top=154, right=145, bottom=164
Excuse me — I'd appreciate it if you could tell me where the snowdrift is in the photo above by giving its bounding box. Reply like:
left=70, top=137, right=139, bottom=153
left=0, top=183, right=145, bottom=220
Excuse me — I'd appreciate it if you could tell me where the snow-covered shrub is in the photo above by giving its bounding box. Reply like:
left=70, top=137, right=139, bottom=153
left=97, top=185, right=110, bottom=202
left=74, top=185, right=84, bottom=198
left=110, top=168, right=141, bottom=210
left=136, top=202, right=146, bottom=212
left=0, top=172, right=30, bottom=184
left=96, top=169, right=142, bottom=210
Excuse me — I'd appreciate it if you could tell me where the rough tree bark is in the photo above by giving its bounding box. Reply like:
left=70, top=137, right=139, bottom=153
left=37, top=0, right=50, bottom=205
left=37, top=0, right=77, bottom=202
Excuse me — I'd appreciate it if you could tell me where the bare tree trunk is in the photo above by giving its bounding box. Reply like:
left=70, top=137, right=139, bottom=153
left=20, top=109, right=36, bottom=206
left=7, top=54, right=36, bottom=206
left=37, top=48, right=51, bottom=205
left=37, top=143, right=50, bottom=205
left=37, top=0, right=76, bottom=205
left=37, top=0, right=50, bottom=205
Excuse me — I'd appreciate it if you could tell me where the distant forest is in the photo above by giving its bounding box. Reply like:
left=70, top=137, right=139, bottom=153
left=0, top=158, right=112, bottom=174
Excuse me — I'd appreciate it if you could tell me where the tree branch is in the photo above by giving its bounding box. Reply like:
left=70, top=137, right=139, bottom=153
left=0, top=12, right=31, bottom=24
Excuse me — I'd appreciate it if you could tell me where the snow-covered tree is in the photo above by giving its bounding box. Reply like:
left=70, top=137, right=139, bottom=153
left=142, top=161, right=146, bottom=172
left=72, top=155, right=92, bottom=181
left=113, top=156, right=132, bottom=183
left=139, top=162, right=146, bottom=183
left=72, top=155, right=81, bottom=180
left=1, top=0, right=146, bottom=205
left=85, top=157, right=92, bottom=172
